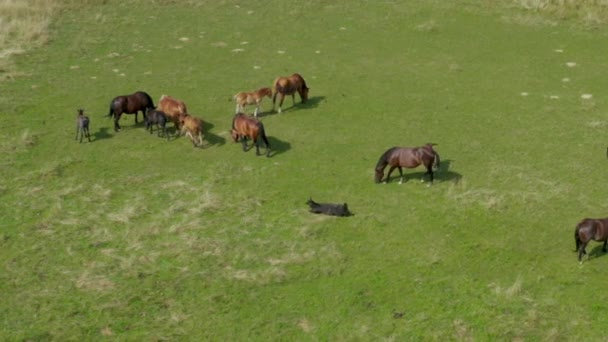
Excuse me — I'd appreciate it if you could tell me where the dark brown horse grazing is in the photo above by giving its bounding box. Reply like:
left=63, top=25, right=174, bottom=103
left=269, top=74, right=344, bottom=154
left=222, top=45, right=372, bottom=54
left=374, top=144, right=440, bottom=184
left=231, top=113, right=270, bottom=157
left=108, top=91, right=155, bottom=132
left=575, top=218, right=608, bottom=262
left=234, top=87, right=272, bottom=117
left=272, top=73, right=309, bottom=113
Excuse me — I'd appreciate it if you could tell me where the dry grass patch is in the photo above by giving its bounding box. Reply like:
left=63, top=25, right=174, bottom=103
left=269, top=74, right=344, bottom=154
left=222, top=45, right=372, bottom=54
left=0, top=0, right=58, bottom=79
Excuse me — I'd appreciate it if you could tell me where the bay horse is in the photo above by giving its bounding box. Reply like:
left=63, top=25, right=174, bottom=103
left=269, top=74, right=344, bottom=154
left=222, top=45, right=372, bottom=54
left=231, top=113, right=270, bottom=157
left=574, top=218, right=608, bottom=262
left=145, top=108, right=169, bottom=140
left=374, top=143, right=440, bottom=184
left=107, top=91, right=155, bottom=132
left=272, top=73, right=309, bottom=113
left=158, top=94, right=188, bottom=132
left=233, top=87, right=272, bottom=117
left=75, top=108, right=91, bottom=143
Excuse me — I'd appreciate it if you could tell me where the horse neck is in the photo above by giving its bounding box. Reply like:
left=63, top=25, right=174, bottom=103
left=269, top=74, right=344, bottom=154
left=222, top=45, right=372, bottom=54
left=375, top=148, right=396, bottom=170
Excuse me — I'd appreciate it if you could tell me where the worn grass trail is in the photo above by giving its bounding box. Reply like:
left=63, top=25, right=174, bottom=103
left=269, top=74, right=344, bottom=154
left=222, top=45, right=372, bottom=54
left=2, top=0, right=608, bottom=340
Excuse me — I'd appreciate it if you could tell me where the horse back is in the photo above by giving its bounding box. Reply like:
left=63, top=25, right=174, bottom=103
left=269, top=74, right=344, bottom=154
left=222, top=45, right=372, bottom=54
left=159, top=95, right=188, bottom=123
left=233, top=114, right=259, bottom=138
left=577, top=218, right=608, bottom=241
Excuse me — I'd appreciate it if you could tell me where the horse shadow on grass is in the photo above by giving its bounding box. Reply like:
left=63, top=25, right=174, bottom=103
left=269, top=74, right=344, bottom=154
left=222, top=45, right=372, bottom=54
left=585, top=245, right=608, bottom=261
left=267, top=136, right=291, bottom=158
left=202, top=121, right=226, bottom=147
left=92, top=126, right=113, bottom=141
left=261, top=96, right=326, bottom=117
left=385, top=159, right=462, bottom=184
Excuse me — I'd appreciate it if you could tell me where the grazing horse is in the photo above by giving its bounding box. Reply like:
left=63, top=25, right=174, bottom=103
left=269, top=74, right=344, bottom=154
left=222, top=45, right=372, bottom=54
left=145, top=108, right=169, bottom=140
left=272, top=73, right=309, bottom=113
left=107, top=91, right=155, bottom=132
left=158, top=95, right=188, bottom=132
left=233, top=87, right=273, bottom=117
left=574, top=218, right=608, bottom=262
left=179, top=114, right=204, bottom=147
left=231, top=113, right=270, bottom=157
left=374, top=143, right=440, bottom=184
left=75, top=108, right=91, bottom=143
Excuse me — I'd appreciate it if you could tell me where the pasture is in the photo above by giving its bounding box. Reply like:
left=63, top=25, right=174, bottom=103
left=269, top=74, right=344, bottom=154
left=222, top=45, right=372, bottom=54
left=2, top=0, right=608, bottom=339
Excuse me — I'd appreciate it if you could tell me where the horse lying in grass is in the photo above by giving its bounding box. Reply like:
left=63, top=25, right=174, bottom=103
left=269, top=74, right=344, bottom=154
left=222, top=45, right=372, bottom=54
left=306, top=198, right=352, bottom=217
left=233, top=87, right=272, bottom=117
left=108, top=91, right=155, bottom=132
left=179, top=113, right=204, bottom=147
left=374, top=143, right=440, bottom=184
left=575, top=217, right=608, bottom=262
left=272, top=73, right=309, bottom=113
left=145, top=108, right=169, bottom=140
left=75, top=108, right=91, bottom=143
left=230, top=113, right=270, bottom=157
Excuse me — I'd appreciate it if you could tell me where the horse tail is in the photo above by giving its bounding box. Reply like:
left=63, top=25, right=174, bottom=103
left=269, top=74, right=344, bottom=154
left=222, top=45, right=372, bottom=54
left=433, top=152, right=441, bottom=171
left=575, top=225, right=581, bottom=252
left=107, top=101, right=114, bottom=118
left=257, top=121, right=270, bottom=150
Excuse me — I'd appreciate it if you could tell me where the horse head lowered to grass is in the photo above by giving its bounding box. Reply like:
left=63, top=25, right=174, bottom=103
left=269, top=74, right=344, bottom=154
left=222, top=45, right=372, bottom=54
left=272, top=73, right=309, bottom=114
left=374, top=143, right=440, bottom=184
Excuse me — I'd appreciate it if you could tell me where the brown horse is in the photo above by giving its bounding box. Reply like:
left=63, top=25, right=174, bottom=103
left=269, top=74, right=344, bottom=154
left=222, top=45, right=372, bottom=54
left=107, top=91, right=155, bottom=132
left=231, top=113, right=270, bottom=157
left=179, top=113, right=204, bottom=147
left=234, top=87, right=272, bottom=117
left=75, top=108, right=91, bottom=143
left=158, top=95, right=188, bottom=132
left=272, top=73, right=309, bottom=113
left=374, top=144, right=440, bottom=184
left=575, top=218, right=608, bottom=262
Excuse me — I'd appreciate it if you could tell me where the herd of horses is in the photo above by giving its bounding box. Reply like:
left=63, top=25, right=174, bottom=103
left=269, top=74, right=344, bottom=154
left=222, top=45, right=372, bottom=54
left=76, top=72, right=605, bottom=263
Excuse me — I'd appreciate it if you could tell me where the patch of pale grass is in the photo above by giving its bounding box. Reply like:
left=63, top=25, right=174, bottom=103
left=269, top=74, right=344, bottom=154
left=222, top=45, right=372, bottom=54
left=0, top=0, right=57, bottom=80
left=297, top=318, right=314, bottom=333
left=446, top=181, right=505, bottom=210
left=514, top=0, right=608, bottom=26
left=75, top=270, right=115, bottom=292
left=107, top=204, right=138, bottom=223
left=414, top=19, right=439, bottom=32
left=453, top=319, right=473, bottom=341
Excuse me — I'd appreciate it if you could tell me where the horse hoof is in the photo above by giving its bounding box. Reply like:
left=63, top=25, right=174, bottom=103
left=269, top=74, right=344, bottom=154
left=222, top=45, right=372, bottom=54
left=398, top=181, right=403, bottom=185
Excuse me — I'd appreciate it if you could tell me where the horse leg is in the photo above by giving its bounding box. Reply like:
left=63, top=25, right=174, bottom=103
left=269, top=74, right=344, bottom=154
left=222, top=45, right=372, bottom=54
left=114, top=114, right=121, bottom=132
left=385, top=166, right=397, bottom=183
left=278, top=94, right=286, bottom=113
left=291, top=93, right=295, bottom=107
left=603, top=239, right=607, bottom=253
left=254, top=138, right=261, bottom=155
left=425, top=165, right=434, bottom=184
left=397, top=167, right=405, bottom=184
left=236, top=103, right=240, bottom=114
left=85, top=127, right=91, bottom=142
left=241, top=137, right=248, bottom=152
left=579, top=242, right=588, bottom=262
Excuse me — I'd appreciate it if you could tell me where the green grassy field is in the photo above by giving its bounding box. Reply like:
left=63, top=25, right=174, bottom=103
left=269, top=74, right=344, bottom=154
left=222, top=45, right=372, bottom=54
left=3, top=0, right=608, bottom=340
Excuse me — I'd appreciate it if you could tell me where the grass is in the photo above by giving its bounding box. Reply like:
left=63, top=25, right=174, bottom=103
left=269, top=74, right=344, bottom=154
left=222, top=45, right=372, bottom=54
left=2, top=0, right=608, bottom=340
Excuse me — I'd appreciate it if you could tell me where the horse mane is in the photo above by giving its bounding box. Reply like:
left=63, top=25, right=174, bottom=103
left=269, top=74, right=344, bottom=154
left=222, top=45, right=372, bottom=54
left=295, top=73, right=309, bottom=90
left=375, top=147, right=399, bottom=169
left=138, top=91, right=155, bottom=108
